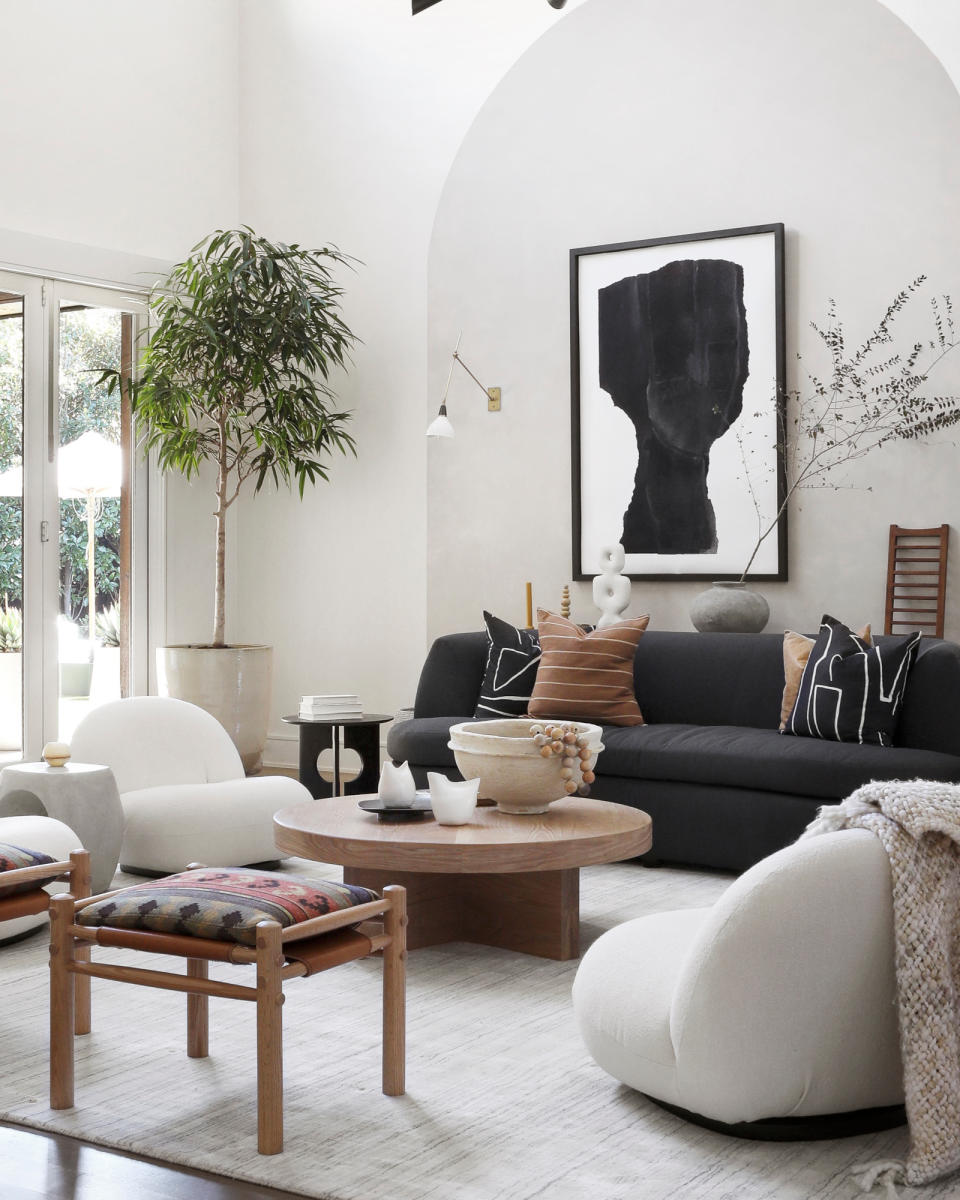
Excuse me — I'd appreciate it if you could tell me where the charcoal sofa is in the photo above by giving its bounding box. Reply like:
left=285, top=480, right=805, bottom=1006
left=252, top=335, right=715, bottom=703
left=386, top=629, right=960, bottom=872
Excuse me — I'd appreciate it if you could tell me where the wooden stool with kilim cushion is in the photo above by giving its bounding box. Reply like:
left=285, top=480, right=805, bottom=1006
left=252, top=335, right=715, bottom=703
left=0, top=843, right=90, bottom=1031
left=49, top=866, right=407, bottom=1154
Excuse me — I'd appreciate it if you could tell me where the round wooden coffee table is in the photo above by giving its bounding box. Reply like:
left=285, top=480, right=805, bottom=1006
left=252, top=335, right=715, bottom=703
left=274, top=795, right=651, bottom=961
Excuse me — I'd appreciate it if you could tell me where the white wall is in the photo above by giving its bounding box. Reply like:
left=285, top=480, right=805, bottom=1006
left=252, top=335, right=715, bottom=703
left=427, top=0, right=960, bottom=643
left=1, top=0, right=958, bottom=757
left=236, top=0, right=587, bottom=763
left=0, top=0, right=241, bottom=652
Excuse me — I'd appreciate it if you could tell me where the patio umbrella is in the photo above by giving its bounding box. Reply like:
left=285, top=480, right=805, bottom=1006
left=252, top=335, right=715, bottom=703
left=57, top=432, right=121, bottom=654
left=0, top=433, right=121, bottom=650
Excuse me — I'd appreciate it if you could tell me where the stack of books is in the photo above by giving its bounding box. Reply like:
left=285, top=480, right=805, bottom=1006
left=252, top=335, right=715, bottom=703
left=299, top=694, right=363, bottom=719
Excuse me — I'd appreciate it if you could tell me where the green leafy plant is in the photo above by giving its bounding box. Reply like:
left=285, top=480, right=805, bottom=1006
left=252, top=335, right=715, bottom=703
left=737, top=278, right=960, bottom=580
left=0, top=604, right=22, bottom=653
left=99, top=227, right=358, bottom=647
left=96, top=603, right=120, bottom=648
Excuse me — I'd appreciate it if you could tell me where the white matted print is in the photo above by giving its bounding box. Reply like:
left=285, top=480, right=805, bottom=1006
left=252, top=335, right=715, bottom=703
left=570, top=225, right=786, bottom=581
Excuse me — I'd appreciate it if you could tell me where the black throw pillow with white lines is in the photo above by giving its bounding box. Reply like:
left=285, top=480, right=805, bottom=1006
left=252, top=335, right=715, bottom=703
left=474, top=611, right=541, bottom=719
left=783, top=614, right=920, bottom=747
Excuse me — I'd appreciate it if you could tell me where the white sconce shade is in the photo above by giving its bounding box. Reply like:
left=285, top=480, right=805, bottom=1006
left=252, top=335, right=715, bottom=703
left=427, top=410, right=455, bottom=438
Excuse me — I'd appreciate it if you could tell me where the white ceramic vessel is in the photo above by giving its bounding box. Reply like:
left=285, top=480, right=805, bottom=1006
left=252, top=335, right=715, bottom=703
left=157, top=644, right=272, bottom=774
left=448, top=718, right=604, bottom=815
left=427, top=772, right=480, bottom=825
left=378, top=760, right=417, bottom=808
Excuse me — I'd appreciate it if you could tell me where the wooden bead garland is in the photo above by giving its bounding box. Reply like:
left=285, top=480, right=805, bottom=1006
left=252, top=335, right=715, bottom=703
left=529, top=722, right=593, bottom=797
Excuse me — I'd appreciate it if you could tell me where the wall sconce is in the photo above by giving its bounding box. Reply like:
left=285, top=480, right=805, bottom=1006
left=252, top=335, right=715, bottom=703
left=427, top=333, right=501, bottom=439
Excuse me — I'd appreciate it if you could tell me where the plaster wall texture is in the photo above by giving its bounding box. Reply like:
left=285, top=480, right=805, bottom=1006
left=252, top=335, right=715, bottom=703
left=0, top=0, right=958, bottom=750
left=235, top=0, right=587, bottom=756
left=427, top=0, right=960, bottom=644
left=0, top=0, right=241, bottom=654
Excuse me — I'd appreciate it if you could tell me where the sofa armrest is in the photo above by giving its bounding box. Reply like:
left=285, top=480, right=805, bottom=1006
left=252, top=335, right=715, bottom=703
left=413, top=632, right=488, bottom=718
left=895, top=637, right=960, bottom=754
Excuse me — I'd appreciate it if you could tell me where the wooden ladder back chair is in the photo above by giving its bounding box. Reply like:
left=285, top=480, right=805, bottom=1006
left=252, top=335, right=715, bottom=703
left=49, top=873, right=407, bottom=1155
left=884, top=524, right=949, bottom=639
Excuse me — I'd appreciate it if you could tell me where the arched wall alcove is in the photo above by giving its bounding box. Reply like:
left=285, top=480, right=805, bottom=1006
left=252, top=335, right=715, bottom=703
left=427, top=0, right=960, bottom=639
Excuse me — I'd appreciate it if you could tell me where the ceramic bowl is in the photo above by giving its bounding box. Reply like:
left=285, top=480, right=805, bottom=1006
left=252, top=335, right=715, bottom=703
left=448, top=718, right=604, bottom=814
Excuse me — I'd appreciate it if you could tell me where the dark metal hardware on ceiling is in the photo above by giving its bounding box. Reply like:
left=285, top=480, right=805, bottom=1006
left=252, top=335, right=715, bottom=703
left=412, top=0, right=566, bottom=12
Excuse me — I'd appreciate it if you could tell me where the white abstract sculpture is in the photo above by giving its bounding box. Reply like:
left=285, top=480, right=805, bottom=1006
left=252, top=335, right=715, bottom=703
left=593, top=543, right=631, bottom=628
left=427, top=772, right=480, bottom=825
left=378, top=760, right=417, bottom=808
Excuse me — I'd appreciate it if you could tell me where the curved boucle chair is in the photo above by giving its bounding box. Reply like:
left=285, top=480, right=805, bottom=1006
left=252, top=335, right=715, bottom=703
left=70, top=697, right=312, bottom=875
left=0, top=814, right=84, bottom=942
left=573, top=829, right=905, bottom=1137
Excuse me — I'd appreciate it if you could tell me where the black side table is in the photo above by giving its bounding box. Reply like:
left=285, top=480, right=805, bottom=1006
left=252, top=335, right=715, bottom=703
left=281, top=714, right=392, bottom=800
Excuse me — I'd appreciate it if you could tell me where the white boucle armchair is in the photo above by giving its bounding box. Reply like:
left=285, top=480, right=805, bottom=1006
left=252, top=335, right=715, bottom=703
left=70, top=696, right=312, bottom=875
left=573, top=829, right=905, bottom=1137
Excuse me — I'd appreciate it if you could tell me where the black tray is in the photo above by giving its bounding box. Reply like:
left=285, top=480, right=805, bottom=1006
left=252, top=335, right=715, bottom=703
left=358, top=792, right=433, bottom=823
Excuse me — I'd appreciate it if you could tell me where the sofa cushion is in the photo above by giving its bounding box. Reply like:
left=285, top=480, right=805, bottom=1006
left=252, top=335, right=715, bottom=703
left=529, top=610, right=649, bottom=727
left=784, top=617, right=921, bottom=746
left=77, top=867, right=379, bottom=947
left=780, top=624, right=871, bottom=730
left=387, top=715, right=461, bottom=769
left=597, top=724, right=960, bottom=801
left=475, top=612, right=541, bottom=719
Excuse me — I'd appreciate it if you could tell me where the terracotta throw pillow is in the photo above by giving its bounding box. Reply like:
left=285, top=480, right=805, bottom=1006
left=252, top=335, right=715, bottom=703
left=528, top=609, right=649, bottom=727
left=780, top=623, right=872, bottom=730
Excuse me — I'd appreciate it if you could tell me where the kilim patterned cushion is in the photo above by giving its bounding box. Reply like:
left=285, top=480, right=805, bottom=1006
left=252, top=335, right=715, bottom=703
left=783, top=615, right=920, bottom=746
left=0, top=842, right=64, bottom=899
left=77, top=868, right=379, bottom=947
left=528, top=610, right=649, bottom=727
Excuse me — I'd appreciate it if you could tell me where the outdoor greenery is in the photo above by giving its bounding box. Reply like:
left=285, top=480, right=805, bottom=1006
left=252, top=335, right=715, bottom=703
left=100, top=227, right=358, bottom=647
left=0, top=307, right=122, bottom=628
left=737, top=279, right=960, bottom=580
left=0, top=604, right=22, bottom=653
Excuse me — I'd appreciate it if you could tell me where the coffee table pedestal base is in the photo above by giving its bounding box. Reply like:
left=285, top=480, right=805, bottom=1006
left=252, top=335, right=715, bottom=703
left=343, top=866, right=579, bottom=960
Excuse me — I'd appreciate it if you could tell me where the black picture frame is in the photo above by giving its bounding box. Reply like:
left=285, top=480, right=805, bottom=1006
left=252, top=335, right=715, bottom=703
left=570, top=223, right=787, bottom=582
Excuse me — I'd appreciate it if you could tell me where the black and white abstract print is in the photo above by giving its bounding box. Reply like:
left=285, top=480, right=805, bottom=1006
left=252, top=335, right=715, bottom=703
left=573, top=225, right=785, bottom=580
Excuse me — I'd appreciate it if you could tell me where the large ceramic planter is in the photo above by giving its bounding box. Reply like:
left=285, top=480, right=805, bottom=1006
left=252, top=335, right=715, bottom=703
left=449, top=718, right=604, bottom=814
left=690, top=581, right=770, bottom=634
left=157, top=644, right=273, bottom=774
left=0, top=652, right=22, bottom=751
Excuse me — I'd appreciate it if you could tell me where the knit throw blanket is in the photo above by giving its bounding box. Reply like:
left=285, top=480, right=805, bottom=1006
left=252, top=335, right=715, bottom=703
left=802, top=781, right=960, bottom=1194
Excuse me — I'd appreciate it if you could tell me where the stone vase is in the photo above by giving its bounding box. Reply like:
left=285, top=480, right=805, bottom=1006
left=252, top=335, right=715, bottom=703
left=157, top=644, right=272, bottom=774
left=690, top=581, right=770, bottom=634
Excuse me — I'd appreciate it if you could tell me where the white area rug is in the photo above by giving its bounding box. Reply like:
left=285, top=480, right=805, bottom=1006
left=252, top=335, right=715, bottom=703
left=0, top=858, right=943, bottom=1199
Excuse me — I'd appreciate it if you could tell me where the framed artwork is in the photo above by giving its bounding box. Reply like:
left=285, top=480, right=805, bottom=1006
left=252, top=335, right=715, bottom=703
left=570, top=223, right=786, bottom=582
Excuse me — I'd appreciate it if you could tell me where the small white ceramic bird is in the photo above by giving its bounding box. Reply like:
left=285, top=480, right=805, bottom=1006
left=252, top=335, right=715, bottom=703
left=427, top=772, right=480, bottom=825
left=378, top=760, right=417, bottom=808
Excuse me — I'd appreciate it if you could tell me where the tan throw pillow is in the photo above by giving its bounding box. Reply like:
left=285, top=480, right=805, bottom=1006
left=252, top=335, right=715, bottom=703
left=528, top=609, right=649, bottom=727
left=780, top=624, right=872, bottom=730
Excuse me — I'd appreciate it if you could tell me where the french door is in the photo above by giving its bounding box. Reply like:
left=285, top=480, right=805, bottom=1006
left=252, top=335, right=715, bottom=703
left=0, top=271, right=151, bottom=761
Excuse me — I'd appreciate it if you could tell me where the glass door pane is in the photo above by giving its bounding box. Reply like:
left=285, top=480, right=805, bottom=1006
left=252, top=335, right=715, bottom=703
left=56, top=301, right=132, bottom=742
left=0, top=291, right=24, bottom=761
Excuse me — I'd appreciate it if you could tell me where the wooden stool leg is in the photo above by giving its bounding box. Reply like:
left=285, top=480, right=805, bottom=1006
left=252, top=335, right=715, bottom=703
left=49, top=894, right=76, bottom=1109
left=255, top=921, right=284, bottom=1155
left=382, top=885, right=407, bottom=1097
left=69, top=851, right=91, bottom=1036
left=187, top=959, right=209, bottom=1058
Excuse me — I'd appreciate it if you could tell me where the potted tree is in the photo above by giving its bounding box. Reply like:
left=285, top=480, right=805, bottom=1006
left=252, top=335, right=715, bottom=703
left=103, top=228, right=357, bottom=771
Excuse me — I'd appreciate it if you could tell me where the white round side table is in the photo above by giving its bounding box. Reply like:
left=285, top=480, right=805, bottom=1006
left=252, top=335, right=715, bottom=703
left=0, top=762, right=123, bottom=894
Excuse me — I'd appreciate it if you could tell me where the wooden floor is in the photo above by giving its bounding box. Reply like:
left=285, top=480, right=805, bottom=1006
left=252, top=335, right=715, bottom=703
left=0, top=1119, right=308, bottom=1199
